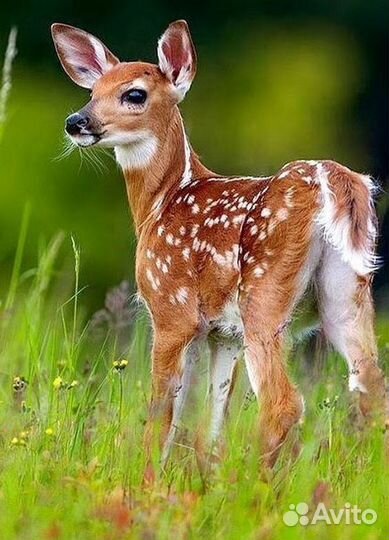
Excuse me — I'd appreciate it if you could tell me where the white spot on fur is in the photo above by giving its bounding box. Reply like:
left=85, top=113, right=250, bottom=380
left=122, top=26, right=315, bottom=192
left=267, top=218, right=278, bottom=235
left=261, top=207, right=271, bottom=218
left=193, top=238, right=201, bottom=252
left=276, top=208, right=288, bottom=221
left=253, top=266, right=265, bottom=277
left=212, top=245, right=239, bottom=270
left=176, top=287, right=189, bottom=304
left=190, top=224, right=200, bottom=237
left=232, top=214, right=246, bottom=226
left=146, top=268, right=160, bottom=291
left=302, top=175, right=312, bottom=183
left=284, top=187, right=295, bottom=208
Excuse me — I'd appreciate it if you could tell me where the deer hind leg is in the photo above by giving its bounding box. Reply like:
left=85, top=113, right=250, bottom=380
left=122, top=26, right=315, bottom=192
left=238, top=222, right=321, bottom=467
left=240, top=282, right=305, bottom=468
left=243, top=326, right=303, bottom=468
left=317, top=246, right=386, bottom=420
left=208, top=337, right=241, bottom=446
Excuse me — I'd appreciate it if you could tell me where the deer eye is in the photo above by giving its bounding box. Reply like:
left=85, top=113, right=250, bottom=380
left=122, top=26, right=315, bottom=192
left=121, top=88, right=147, bottom=105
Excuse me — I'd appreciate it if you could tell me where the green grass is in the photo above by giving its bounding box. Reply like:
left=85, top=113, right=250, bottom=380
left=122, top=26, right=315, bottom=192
left=0, top=232, right=388, bottom=540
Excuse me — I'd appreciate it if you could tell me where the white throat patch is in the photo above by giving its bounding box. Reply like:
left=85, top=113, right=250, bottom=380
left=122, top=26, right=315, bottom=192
left=114, top=131, right=158, bottom=171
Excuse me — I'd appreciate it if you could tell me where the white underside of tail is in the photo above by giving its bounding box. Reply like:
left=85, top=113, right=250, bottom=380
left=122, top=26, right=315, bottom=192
left=315, top=162, right=377, bottom=276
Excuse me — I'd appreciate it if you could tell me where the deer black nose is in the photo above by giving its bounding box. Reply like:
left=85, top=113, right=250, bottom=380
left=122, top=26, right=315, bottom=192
left=65, top=113, right=90, bottom=135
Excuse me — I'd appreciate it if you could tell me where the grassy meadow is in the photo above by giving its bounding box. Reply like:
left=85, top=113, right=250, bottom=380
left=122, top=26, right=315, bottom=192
left=0, top=227, right=388, bottom=540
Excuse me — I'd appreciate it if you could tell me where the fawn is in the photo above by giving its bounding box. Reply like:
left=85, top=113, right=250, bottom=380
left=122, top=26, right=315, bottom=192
left=52, top=20, right=387, bottom=468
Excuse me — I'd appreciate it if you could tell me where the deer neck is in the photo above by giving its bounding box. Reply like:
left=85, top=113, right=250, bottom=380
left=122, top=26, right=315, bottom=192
left=116, top=107, right=213, bottom=236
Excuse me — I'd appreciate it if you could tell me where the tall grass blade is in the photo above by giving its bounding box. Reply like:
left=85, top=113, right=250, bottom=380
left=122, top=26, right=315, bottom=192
left=0, top=27, right=17, bottom=141
left=5, top=203, right=30, bottom=310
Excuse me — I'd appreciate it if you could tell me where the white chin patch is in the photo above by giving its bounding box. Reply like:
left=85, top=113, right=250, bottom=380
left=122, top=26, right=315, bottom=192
left=70, top=134, right=98, bottom=148
left=113, top=130, right=158, bottom=170
left=70, top=129, right=158, bottom=170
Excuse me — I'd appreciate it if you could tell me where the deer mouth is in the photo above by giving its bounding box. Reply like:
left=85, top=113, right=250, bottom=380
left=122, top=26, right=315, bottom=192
left=68, top=131, right=106, bottom=147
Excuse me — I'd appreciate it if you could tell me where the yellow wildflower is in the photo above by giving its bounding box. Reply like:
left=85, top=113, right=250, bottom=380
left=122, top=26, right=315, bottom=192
left=13, top=376, right=28, bottom=393
left=113, top=359, right=128, bottom=372
left=11, top=437, right=26, bottom=447
left=53, top=376, right=64, bottom=390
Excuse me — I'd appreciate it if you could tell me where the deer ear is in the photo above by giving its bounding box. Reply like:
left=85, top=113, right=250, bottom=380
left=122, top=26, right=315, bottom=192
left=157, top=20, right=197, bottom=102
left=51, top=23, right=119, bottom=89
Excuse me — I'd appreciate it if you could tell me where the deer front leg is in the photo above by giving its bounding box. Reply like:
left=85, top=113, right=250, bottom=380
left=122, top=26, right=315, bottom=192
left=208, top=338, right=241, bottom=446
left=161, top=340, right=200, bottom=465
left=144, top=328, right=198, bottom=470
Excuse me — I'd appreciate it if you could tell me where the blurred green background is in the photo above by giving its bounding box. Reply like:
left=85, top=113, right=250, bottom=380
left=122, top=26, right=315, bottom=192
left=0, top=0, right=388, bottom=313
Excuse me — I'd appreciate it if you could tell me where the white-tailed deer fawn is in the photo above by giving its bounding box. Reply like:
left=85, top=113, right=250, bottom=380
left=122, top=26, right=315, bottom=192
left=52, top=20, right=387, bottom=468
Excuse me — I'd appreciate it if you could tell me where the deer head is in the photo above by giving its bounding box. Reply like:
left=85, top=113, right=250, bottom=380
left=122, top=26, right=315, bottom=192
left=51, top=20, right=197, bottom=170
